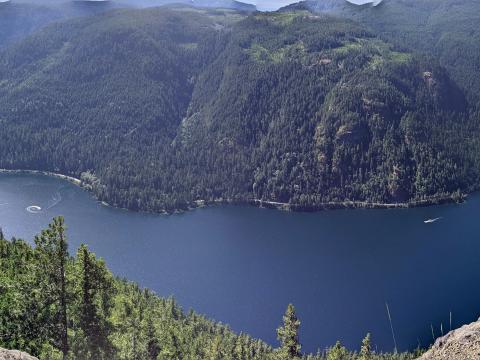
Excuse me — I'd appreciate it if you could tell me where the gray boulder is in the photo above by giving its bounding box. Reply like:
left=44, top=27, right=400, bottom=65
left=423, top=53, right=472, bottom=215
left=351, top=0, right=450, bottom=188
left=0, top=348, right=38, bottom=360
left=418, top=319, right=480, bottom=360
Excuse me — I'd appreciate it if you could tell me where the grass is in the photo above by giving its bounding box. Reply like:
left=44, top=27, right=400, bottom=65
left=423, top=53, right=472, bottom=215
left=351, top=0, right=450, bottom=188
left=333, top=40, right=363, bottom=55
left=247, top=41, right=307, bottom=64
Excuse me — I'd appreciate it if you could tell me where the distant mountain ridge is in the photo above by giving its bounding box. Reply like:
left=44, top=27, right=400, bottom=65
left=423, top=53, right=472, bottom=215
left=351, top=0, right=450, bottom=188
left=280, top=0, right=381, bottom=13
left=0, top=0, right=255, bottom=49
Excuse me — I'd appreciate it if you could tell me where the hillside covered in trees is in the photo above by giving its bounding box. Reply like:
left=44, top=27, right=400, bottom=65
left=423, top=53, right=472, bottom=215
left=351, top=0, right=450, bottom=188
left=285, top=0, right=480, bottom=107
left=0, top=5, right=479, bottom=212
left=0, top=218, right=421, bottom=359
left=0, top=0, right=255, bottom=49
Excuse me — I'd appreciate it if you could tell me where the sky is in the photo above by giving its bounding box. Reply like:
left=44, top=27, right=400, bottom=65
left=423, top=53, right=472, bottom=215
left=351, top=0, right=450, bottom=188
left=247, top=0, right=376, bottom=11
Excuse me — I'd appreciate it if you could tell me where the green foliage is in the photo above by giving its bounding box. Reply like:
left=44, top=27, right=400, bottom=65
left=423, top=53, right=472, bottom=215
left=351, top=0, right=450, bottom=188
left=0, top=7, right=476, bottom=213
left=34, top=216, right=69, bottom=358
left=0, top=1, right=478, bottom=217
left=297, top=0, right=480, bottom=108
left=359, top=334, right=372, bottom=360
left=0, top=219, right=421, bottom=360
left=276, top=304, right=301, bottom=359
left=70, top=245, right=115, bottom=359
left=327, top=341, right=349, bottom=360
left=0, top=1, right=255, bottom=49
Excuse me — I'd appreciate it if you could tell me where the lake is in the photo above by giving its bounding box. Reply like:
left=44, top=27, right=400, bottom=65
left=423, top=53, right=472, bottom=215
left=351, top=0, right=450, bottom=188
left=1, top=172, right=480, bottom=353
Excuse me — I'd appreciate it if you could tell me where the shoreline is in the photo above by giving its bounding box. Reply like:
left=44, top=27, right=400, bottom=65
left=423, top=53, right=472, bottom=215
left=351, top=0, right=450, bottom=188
left=0, top=168, right=466, bottom=214
left=204, top=193, right=465, bottom=212
left=0, top=169, right=83, bottom=186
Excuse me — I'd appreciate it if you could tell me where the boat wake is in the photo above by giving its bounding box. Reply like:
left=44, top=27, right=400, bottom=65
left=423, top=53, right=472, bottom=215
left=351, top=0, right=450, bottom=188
left=46, top=191, right=62, bottom=210
left=26, top=205, right=42, bottom=213
left=424, top=217, right=442, bottom=224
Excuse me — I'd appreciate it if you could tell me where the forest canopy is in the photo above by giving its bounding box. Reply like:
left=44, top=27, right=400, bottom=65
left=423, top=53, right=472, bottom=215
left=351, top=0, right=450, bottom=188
left=0, top=5, right=479, bottom=213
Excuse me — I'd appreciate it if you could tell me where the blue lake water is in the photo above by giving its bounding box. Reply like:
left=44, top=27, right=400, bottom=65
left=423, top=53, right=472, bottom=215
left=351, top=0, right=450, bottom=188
left=1, top=172, right=480, bottom=353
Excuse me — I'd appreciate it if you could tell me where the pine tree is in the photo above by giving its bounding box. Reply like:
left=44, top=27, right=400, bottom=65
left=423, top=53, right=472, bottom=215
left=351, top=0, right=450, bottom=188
left=207, top=335, right=224, bottom=360
left=326, top=341, right=348, bottom=360
left=146, top=317, right=161, bottom=360
left=34, top=216, right=69, bottom=360
left=75, top=244, right=114, bottom=360
left=359, top=333, right=372, bottom=360
left=276, top=304, right=301, bottom=359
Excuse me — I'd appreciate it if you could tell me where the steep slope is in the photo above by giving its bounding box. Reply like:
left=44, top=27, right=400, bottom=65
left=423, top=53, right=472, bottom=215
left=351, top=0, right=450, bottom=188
left=177, top=12, right=474, bottom=207
left=285, top=0, right=480, bottom=106
left=0, top=225, right=273, bottom=359
left=0, top=6, right=245, bottom=211
left=0, top=220, right=419, bottom=359
left=0, top=8, right=477, bottom=212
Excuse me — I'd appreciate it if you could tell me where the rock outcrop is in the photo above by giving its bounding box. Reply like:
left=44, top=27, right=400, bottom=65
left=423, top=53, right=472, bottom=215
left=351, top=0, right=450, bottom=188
left=418, top=319, right=480, bottom=360
left=0, top=348, right=38, bottom=360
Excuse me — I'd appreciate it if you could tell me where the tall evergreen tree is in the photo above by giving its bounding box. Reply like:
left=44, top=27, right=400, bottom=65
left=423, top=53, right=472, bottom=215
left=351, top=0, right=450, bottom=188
left=359, top=333, right=372, bottom=360
left=74, top=245, right=115, bottom=360
left=34, top=216, right=69, bottom=359
left=277, top=304, right=302, bottom=359
left=146, top=317, right=161, bottom=360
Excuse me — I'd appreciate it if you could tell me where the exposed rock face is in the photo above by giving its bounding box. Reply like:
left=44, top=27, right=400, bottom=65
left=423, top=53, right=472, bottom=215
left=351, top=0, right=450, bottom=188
left=0, top=348, right=38, bottom=360
left=418, top=319, right=480, bottom=360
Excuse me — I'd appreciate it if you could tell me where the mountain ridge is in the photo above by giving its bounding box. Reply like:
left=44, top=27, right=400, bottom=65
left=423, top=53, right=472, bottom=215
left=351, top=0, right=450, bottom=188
left=280, top=0, right=480, bottom=107
left=0, top=0, right=255, bottom=49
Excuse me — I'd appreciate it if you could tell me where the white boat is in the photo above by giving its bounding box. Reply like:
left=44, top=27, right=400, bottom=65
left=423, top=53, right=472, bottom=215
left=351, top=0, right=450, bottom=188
left=424, top=217, right=441, bottom=224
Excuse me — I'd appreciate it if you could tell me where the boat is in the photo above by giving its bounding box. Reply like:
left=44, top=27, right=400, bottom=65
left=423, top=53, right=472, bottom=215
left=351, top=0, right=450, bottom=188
left=424, top=217, right=441, bottom=224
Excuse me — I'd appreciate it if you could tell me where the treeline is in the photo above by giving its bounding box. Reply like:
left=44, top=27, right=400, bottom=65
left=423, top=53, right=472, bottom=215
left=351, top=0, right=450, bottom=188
left=0, top=7, right=479, bottom=213
left=0, top=218, right=421, bottom=359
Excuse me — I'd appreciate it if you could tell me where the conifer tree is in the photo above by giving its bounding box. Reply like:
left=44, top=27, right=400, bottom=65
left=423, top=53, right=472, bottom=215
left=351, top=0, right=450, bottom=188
left=327, top=341, right=348, bottom=360
left=359, top=333, right=372, bottom=360
left=146, top=317, right=161, bottom=360
left=277, top=304, right=302, bottom=359
left=75, top=244, right=114, bottom=360
left=34, top=216, right=69, bottom=360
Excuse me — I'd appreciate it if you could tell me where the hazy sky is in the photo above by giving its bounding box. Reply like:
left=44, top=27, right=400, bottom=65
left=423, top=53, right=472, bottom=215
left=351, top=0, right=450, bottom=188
left=247, top=0, right=376, bottom=11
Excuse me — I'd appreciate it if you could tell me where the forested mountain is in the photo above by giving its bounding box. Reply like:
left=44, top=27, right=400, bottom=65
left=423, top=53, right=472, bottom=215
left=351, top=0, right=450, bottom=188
left=115, top=0, right=256, bottom=11
left=0, top=1, right=119, bottom=49
left=0, top=5, right=479, bottom=212
left=284, top=0, right=480, bottom=107
left=0, top=218, right=421, bottom=359
left=280, top=0, right=366, bottom=13
left=0, top=0, right=255, bottom=49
